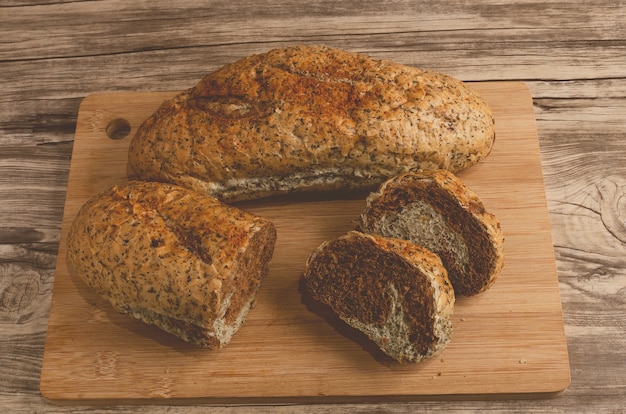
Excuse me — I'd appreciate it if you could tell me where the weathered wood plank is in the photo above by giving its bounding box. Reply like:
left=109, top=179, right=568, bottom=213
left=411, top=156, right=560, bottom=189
left=0, top=142, right=71, bottom=244
left=3, top=0, right=624, bottom=59
left=0, top=243, right=56, bottom=412
left=1, top=0, right=625, bottom=412
left=2, top=1, right=625, bottom=83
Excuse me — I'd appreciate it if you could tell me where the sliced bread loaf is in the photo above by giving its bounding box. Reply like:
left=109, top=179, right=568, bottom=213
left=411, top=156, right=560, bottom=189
left=302, top=231, right=455, bottom=363
left=359, top=170, right=504, bottom=296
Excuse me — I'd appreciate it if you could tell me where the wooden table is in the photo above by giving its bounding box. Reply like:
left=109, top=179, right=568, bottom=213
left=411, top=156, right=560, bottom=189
left=1, top=1, right=624, bottom=412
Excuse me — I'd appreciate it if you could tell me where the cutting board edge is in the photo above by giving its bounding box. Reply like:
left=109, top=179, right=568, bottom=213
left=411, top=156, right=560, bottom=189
left=40, top=383, right=571, bottom=407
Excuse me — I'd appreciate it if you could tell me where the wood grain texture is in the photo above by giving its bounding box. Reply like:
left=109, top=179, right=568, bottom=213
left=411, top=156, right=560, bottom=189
left=1, top=0, right=625, bottom=412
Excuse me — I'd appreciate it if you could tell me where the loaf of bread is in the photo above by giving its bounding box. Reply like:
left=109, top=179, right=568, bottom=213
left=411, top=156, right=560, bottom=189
left=302, top=231, right=455, bottom=363
left=66, top=181, right=276, bottom=348
left=128, top=45, right=496, bottom=202
left=359, top=170, right=504, bottom=296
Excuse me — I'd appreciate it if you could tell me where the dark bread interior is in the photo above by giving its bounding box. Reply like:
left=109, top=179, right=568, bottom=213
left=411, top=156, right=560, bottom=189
left=359, top=170, right=504, bottom=296
left=302, top=231, right=454, bottom=363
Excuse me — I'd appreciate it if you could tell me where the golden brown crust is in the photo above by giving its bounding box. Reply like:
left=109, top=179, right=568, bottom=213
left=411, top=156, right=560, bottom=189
left=359, top=170, right=504, bottom=296
left=66, top=181, right=276, bottom=348
left=128, top=45, right=496, bottom=202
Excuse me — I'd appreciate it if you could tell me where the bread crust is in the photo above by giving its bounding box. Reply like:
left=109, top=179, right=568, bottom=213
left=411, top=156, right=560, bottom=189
left=359, top=170, right=504, bottom=296
left=128, top=45, right=496, bottom=202
left=66, top=181, right=276, bottom=348
left=302, top=231, right=455, bottom=363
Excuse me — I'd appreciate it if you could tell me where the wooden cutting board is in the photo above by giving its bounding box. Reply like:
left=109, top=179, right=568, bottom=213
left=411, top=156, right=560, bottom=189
left=40, top=82, right=571, bottom=405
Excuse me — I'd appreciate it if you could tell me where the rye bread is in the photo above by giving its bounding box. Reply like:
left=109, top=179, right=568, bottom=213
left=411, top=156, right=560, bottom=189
left=359, top=170, right=504, bottom=296
left=302, top=231, right=455, bottom=363
left=128, top=45, right=495, bottom=202
left=66, top=181, right=276, bottom=348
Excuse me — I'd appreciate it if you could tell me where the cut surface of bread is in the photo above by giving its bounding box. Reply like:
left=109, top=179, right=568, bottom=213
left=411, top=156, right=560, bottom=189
left=302, top=231, right=455, bottom=363
left=128, top=45, right=495, bottom=202
left=66, top=181, right=276, bottom=348
left=359, top=170, right=504, bottom=296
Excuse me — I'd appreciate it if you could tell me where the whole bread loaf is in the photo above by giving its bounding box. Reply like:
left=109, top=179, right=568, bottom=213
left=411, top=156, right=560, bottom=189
left=359, top=170, right=504, bottom=296
left=66, top=181, right=276, bottom=348
left=128, top=45, right=496, bottom=202
left=302, top=231, right=455, bottom=363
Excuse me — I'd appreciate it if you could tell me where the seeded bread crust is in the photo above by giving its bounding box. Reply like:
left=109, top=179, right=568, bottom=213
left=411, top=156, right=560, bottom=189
left=66, top=181, right=276, bottom=348
left=128, top=45, right=495, bottom=202
left=359, top=170, right=504, bottom=296
left=302, top=231, right=455, bottom=363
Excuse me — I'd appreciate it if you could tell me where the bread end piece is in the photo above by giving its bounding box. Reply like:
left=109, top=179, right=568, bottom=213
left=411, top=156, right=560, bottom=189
left=67, top=181, right=276, bottom=349
left=359, top=170, right=504, bottom=296
left=302, top=231, right=455, bottom=363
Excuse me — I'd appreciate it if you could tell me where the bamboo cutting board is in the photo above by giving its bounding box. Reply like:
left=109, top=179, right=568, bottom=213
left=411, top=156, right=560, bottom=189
left=41, top=82, right=571, bottom=405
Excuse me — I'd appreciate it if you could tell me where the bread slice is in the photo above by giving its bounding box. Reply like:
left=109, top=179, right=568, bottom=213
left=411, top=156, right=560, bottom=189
left=359, top=170, right=504, bottom=296
left=66, top=181, right=276, bottom=348
left=302, top=231, right=455, bottom=363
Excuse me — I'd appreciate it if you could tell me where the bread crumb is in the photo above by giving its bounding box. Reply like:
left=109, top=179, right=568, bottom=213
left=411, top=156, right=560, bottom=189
left=519, top=358, right=527, bottom=364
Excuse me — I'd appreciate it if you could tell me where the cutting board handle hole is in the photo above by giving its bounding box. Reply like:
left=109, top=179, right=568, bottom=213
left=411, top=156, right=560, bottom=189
left=106, top=118, right=131, bottom=140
